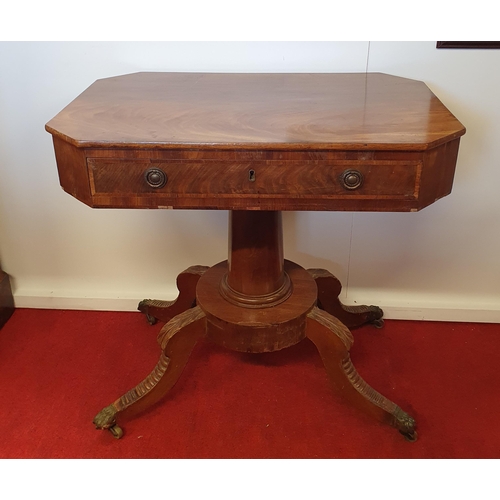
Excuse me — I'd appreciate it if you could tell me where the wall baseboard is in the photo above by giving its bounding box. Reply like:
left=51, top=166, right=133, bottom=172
left=374, top=306, right=500, bottom=323
left=13, top=294, right=144, bottom=312
left=12, top=292, right=500, bottom=324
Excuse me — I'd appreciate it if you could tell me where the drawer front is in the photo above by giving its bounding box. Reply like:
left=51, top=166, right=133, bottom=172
left=87, top=159, right=421, bottom=199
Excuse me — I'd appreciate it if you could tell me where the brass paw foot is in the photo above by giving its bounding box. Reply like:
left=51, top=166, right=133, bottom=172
left=93, top=406, right=124, bottom=439
left=394, top=408, right=418, bottom=441
left=341, top=304, right=384, bottom=327
left=138, top=299, right=172, bottom=325
left=93, top=404, right=118, bottom=430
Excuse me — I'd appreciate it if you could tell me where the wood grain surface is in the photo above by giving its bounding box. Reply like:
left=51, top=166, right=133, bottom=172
left=197, top=260, right=317, bottom=353
left=47, top=72, right=465, bottom=212
left=46, top=72, right=465, bottom=151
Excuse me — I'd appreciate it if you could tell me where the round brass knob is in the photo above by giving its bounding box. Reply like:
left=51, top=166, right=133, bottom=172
left=341, top=169, right=363, bottom=190
left=145, top=168, right=167, bottom=188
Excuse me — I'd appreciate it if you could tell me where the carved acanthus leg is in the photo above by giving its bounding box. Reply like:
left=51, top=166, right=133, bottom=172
left=308, top=268, right=383, bottom=329
left=138, top=265, right=209, bottom=325
left=306, top=307, right=416, bottom=441
left=93, top=306, right=207, bottom=438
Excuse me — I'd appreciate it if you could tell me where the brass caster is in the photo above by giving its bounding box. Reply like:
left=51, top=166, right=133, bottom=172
left=372, top=318, right=384, bottom=329
left=109, top=425, right=124, bottom=439
left=400, top=430, right=418, bottom=442
left=146, top=314, right=157, bottom=326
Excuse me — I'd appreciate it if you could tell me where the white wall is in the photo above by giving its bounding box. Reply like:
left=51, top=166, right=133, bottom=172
left=1, top=41, right=499, bottom=322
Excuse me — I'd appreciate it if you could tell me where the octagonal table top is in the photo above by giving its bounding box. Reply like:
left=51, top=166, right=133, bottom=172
left=46, top=72, right=465, bottom=151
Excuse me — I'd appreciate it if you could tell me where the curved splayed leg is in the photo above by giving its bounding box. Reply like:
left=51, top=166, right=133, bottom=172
left=93, top=306, right=207, bottom=439
left=138, top=265, right=209, bottom=326
left=308, top=269, right=384, bottom=329
left=306, top=307, right=417, bottom=441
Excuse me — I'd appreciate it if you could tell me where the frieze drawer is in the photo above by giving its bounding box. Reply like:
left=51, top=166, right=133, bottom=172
left=87, top=158, right=422, bottom=199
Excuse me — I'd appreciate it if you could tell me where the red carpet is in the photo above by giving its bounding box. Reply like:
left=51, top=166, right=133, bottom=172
left=1, top=308, right=499, bottom=458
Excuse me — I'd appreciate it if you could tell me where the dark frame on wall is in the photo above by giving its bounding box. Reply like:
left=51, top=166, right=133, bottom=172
left=437, top=41, right=500, bottom=49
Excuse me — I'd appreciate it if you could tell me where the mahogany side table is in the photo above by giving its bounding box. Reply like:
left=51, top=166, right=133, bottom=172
left=46, top=72, right=465, bottom=441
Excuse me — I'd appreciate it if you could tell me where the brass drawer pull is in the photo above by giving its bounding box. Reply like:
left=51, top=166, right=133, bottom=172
left=341, top=169, right=363, bottom=190
left=145, top=168, right=167, bottom=188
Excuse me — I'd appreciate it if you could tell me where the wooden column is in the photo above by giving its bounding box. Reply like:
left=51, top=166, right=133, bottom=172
left=220, top=211, right=292, bottom=308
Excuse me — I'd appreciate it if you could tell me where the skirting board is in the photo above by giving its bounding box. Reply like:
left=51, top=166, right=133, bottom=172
left=12, top=292, right=500, bottom=324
